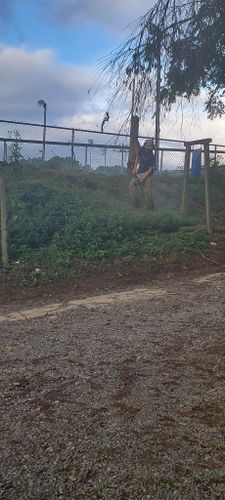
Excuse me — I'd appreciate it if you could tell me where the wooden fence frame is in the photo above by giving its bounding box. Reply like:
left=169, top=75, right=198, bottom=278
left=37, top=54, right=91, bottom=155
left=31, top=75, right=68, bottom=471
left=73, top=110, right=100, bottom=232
left=181, top=139, right=212, bottom=236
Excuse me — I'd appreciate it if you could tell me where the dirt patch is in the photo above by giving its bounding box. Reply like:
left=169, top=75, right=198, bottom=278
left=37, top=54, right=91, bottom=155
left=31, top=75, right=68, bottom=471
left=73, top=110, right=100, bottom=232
left=0, top=287, right=166, bottom=323
left=1, top=248, right=225, bottom=309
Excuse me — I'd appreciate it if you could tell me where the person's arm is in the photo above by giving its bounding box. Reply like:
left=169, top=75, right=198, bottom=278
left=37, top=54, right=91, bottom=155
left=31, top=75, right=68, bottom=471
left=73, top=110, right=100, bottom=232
left=132, top=155, right=139, bottom=176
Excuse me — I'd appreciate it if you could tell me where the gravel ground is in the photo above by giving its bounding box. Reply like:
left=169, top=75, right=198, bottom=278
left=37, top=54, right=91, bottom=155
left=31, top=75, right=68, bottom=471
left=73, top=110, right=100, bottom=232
left=1, top=272, right=225, bottom=499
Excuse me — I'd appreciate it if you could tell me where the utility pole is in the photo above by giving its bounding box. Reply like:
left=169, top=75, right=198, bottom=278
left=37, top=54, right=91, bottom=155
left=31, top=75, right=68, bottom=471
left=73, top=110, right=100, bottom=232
left=38, top=99, right=47, bottom=161
left=155, top=29, right=161, bottom=171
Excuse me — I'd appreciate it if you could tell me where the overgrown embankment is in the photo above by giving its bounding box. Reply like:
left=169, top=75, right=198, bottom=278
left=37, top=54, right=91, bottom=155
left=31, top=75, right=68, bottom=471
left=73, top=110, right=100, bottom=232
left=0, top=164, right=225, bottom=286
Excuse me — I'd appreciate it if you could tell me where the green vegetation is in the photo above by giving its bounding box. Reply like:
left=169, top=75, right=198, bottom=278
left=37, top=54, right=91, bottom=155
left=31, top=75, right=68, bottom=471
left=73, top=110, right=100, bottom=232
left=0, top=163, right=225, bottom=286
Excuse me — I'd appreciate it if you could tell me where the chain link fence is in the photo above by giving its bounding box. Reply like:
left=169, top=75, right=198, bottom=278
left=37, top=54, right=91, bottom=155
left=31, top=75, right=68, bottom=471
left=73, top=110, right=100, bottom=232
left=0, top=119, right=224, bottom=174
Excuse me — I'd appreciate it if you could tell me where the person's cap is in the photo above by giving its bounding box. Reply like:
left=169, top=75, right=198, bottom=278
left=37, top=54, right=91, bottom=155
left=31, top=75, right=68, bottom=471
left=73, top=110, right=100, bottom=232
left=144, top=139, right=154, bottom=149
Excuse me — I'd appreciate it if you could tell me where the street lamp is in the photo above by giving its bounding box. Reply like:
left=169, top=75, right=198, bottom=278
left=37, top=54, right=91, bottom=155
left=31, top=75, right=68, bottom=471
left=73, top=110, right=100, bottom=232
left=38, top=99, right=47, bottom=161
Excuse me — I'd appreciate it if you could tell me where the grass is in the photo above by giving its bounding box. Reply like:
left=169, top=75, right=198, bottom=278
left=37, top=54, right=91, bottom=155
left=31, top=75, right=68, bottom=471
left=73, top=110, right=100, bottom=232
left=0, top=162, right=225, bottom=286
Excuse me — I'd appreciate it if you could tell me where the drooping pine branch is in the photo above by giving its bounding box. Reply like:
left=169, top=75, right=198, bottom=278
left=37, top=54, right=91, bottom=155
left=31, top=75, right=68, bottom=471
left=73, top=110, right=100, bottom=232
left=98, top=0, right=225, bottom=121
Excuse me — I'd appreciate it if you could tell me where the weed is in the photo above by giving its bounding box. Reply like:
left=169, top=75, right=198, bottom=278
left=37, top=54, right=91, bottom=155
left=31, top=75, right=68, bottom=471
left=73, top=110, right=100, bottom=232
left=160, top=480, right=175, bottom=492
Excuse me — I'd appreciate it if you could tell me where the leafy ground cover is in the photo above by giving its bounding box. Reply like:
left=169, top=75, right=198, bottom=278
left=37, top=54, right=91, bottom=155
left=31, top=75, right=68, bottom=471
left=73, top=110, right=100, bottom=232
left=0, top=163, right=225, bottom=286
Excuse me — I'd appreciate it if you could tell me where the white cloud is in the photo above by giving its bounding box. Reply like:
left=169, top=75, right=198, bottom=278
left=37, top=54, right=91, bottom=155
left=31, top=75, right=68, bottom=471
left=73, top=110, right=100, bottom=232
left=59, top=107, right=225, bottom=146
left=158, top=97, right=225, bottom=145
left=0, top=44, right=95, bottom=122
left=59, top=112, right=102, bottom=130
left=0, top=43, right=224, bottom=146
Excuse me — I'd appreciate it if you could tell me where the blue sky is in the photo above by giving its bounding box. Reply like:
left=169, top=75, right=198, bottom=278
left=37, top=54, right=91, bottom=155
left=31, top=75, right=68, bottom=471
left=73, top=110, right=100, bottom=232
left=0, top=0, right=153, bottom=127
left=1, top=0, right=117, bottom=65
left=0, top=0, right=224, bottom=141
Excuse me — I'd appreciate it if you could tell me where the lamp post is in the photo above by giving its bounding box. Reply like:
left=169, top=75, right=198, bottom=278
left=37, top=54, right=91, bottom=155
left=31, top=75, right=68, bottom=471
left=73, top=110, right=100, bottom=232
left=38, top=99, right=47, bottom=161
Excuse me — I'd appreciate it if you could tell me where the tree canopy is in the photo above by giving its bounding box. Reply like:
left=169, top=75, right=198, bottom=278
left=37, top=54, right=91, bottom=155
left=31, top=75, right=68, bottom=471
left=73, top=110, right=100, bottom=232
left=100, top=0, right=225, bottom=120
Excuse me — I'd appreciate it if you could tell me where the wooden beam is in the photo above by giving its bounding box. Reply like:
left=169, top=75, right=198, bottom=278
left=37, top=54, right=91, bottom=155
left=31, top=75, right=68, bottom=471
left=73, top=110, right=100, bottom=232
left=204, top=143, right=213, bottom=236
left=184, top=138, right=212, bottom=146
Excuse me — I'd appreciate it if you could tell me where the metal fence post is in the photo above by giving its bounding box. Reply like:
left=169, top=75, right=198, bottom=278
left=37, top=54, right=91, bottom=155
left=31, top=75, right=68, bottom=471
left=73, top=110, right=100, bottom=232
left=160, top=149, right=164, bottom=172
left=42, top=105, right=47, bottom=161
left=84, top=146, right=88, bottom=167
left=3, top=141, right=7, bottom=163
left=71, top=129, right=75, bottom=160
left=214, top=144, right=217, bottom=164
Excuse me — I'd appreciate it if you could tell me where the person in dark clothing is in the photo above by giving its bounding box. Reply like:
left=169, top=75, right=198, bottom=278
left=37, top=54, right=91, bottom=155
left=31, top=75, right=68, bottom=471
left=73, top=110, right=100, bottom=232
left=137, top=140, right=156, bottom=173
left=132, top=139, right=156, bottom=175
left=129, top=139, right=155, bottom=209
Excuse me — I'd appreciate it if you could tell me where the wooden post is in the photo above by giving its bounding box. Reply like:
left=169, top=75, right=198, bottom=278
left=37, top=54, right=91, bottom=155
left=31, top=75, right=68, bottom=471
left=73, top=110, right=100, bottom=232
left=128, top=115, right=139, bottom=172
left=204, top=141, right=213, bottom=236
left=0, top=177, right=9, bottom=267
left=181, top=143, right=191, bottom=214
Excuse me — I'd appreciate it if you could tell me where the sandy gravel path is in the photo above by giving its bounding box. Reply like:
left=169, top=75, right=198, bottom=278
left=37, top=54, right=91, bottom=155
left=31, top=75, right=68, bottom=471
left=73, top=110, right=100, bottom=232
left=1, top=272, right=225, bottom=499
